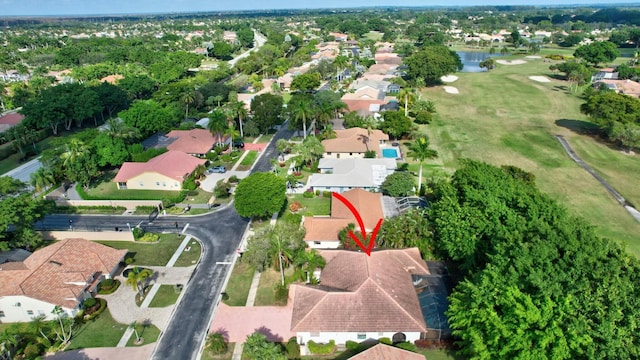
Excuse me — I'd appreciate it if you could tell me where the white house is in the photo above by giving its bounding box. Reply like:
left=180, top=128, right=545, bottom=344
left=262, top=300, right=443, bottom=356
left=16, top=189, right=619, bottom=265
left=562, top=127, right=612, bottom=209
left=322, top=128, right=390, bottom=159
left=0, top=239, right=127, bottom=322
left=309, top=158, right=396, bottom=194
left=290, top=248, right=429, bottom=346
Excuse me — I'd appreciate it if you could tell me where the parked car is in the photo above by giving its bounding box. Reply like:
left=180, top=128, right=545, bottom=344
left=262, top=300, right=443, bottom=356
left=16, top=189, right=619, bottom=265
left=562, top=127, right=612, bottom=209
left=207, top=166, right=226, bottom=174
left=287, top=181, right=305, bottom=189
left=233, top=140, right=245, bottom=148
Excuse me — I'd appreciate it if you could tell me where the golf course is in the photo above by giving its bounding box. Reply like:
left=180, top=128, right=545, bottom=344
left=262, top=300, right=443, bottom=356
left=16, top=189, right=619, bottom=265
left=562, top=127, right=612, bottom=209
left=419, top=49, right=640, bottom=257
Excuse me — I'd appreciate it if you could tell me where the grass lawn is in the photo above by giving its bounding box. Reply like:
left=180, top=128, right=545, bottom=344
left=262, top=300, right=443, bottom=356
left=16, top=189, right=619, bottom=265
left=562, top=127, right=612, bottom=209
left=125, top=322, right=161, bottom=347
left=254, top=268, right=294, bottom=306
left=236, top=150, right=258, bottom=171
left=83, top=180, right=183, bottom=201
left=222, top=261, right=255, bottom=306
left=67, top=308, right=126, bottom=350
left=174, top=238, right=202, bottom=266
left=417, top=349, right=462, bottom=360
left=201, top=342, right=235, bottom=360
left=97, top=233, right=185, bottom=266
left=418, top=53, right=640, bottom=257
left=287, top=194, right=331, bottom=216
left=149, top=285, right=182, bottom=307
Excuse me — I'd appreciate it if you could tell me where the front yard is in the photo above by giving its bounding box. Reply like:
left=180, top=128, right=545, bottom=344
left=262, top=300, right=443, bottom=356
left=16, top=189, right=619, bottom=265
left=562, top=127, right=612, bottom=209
left=149, top=285, right=182, bottom=308
left=222, top=261, right=255, bottom=306
left=67, top=308, right=126, bottom=350
left=287, top=194, right=331, bottom=216
left=254, top=268, right=294, bottom=306
left=98, top=233, right=199, bottom=266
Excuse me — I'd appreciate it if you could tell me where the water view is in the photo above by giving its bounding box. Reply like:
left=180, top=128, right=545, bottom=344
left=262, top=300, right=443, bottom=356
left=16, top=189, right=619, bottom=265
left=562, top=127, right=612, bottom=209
left=457, top=51, right=505, bottom=72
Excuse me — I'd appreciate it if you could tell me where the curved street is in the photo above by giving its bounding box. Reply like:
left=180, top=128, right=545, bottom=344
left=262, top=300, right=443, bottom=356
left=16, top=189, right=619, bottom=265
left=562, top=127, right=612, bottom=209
left=35, top=124, right=294, bottom=360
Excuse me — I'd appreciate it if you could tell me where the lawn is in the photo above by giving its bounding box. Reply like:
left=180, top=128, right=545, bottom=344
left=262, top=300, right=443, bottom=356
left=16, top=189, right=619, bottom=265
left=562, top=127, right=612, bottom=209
left=254, top=268, right=294, bottom=306
left=67, top=308, right=126, bottom=350
left=125, top=322, right=161, bottom=346
left=82, top=180, right=183, bottom=201
left=418, top=53, right=640, bottom=256
left=222, top=261, right=255, bottom=306
left=174, top=238, right=202, bottom=266
left=236, top=150, right=258, bottom=170
left=201, top=342, right=235, bottom=360
left=149, top=285, right=182, bottom=307
left=287, top=194, right=331, bottom=216
left=97, top=233, right=186, bottom=266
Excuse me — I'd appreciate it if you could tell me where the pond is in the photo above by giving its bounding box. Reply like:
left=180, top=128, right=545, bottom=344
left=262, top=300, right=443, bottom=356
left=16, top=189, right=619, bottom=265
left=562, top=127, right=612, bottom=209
left=457, top=51, right=505, bottom=73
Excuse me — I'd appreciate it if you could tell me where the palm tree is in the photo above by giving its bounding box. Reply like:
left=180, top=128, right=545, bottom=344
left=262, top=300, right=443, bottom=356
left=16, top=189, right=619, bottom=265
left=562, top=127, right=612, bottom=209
left=225, top=123, right=240, bottom=151
left=398, top=88, right=416, bottom=117
left=228, top=100, right=248, bottom=138
left=295, top=249, right=326, bottom=283
left=60, top=139, right=89, bottom=168
left=182, top=91, right=195, bottom=121
left=207, top=110, right=227, bottom=145
left=407, top=135, right=438, bottom=195
left=30, top=167, right=56, bottom=193
left=126, top=267, right=153, bottom=298
left=320, top=124, right=337, bottom=140
left=294, top=136, right=324, bottom=167
left=289, top=98, right=313, bottom=139
left=51, top=305, right=74, bottom=346
left=105, top=118, right=140, bottom=143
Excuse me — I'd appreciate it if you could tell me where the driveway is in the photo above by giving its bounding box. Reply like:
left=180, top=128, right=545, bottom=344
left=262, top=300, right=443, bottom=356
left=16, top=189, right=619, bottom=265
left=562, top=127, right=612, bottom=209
left=210, top=303, right=294, bottom=343
left=45, top=344, right=154, bottom=360
left=199, top=170, right=250, bottom=192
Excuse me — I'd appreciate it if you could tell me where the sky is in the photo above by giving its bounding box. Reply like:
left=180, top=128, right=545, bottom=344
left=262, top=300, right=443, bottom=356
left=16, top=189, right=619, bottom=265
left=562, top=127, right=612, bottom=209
left=1, top=0, right=638, bottom=16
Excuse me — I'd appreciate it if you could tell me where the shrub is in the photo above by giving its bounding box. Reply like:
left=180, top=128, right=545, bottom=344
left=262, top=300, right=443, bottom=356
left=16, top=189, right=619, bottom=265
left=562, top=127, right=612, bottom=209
left=346, top=340, right=360, bottom=351
left=395, top=342, right=418, bottom=352
left=289, top=201, right=302, bottom=212
left=364, top=150, right=376, bottom=158
left=23, top=343, right=42, bottom=359
left=221, top=154, right=232, bottom=162
left=545, top=54, right=565, bottom=60
left=206, top=151, right=218, bottom=161
left=130, top=147, right=167, bottom=162
left=274, top=284, right=289, bottom=305
left=132, top=227, right=145, bottom=239
left=293, top=171, right=302, bottom=177
left=378, top=337, right=392, bottom=345
left=307, top=340, right=336, bottom=355
left=207, top=332, right=228, bottom=355
left=322, top=191, right=331, bottom=198
left=125, top=257, right=134, bottom=265
left=83, top=297, right=97, bottom=309
left=303, top=190, right=314, bottom=198
left=137, top=233, right=159, bottom=243
left=102, top=278, right=115, bottom=288
left=182, top=176, right=197, bottom=190
left=414, top=110, right=433, bottom=124
left=229, top=175, right=239, bottom=183
left=286, top=337, right=301, bottom=359
left=135, top=206, right=157, bottom=213
left=85, top=298, right=107, bottom=320
left=214, top=181, right=232, bottom=198
left=315, top=189, right=320, bottom=196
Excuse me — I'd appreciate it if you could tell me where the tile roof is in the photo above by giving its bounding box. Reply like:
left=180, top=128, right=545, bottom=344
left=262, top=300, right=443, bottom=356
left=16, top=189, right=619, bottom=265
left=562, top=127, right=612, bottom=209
left=309, top=158, right=396, bottom=189
left=0, top=239, right=127, bottom=309
left=331, top=189, right=384, bottom=230
left=291, top=248, right=429, bottom=333
left=348, top=343, right=425, bottom=360
left=322, top=128, right=389, bottom=155
left=342, top=87, right=385, bottom=101
left=114, top=150, right=206, bottom=183
left=0, top=113, right=25, bottom=126
left=303, top=217, right=353, bottom=242
left=166, top=128, right=217, bottom=154
left=100, top=74, right=123, bottom=84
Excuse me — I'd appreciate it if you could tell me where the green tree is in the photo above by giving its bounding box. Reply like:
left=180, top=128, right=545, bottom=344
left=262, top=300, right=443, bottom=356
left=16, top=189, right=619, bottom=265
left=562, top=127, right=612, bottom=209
left=377, top=209, right=434, bottom=257
left=291, top=72, right=321, bottom=93
left=294, top=249, right=326, bottom=283
left=405, top=45, right=463, bottom=85
left=581, top=91, right=640, bottom=136
left=182, top=91, right=195, bottom=121
left=250, top=93, right=284, bottom=133
left=125, top=267, right=153, bottom=298
left=234, top=172, right=286, bottom=218
left=479, top=57, right=496, bottom=71
left=211, top=41, right=233, bottom=60
left=247, top=222, right=306, bottom=285
left=30, top=167, right=55, bottom=193
left=407, top=135, right=438, bottom=194
left=206, top=332, right=228, bottom=355
left=118, top=75, right=156, bottom=100
left=288, top=95, right=314, bottom=139
left=51, top=306, right=75, bottom=346
left=243, top=332, right=286, bottom=360
left=92, top=133, right=129, bottom=167
left=574, top=41, right=619, bottom=67
left=294, top=136, right=324, bottom=167
left=93, top=82, right=129, bottom=119
left=207, top=110, right=227, bottom=145
left=0, top=177, right=44, bottom=251
left=380, top=172, right=416, bottom=197
left=119, top=100, right=176, bottom=137
left=379, top=111, right=413, bottom=140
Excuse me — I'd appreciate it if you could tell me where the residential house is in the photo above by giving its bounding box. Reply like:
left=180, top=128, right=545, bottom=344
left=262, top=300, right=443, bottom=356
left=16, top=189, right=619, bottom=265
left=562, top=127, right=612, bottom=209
left=99, top=74, right=123, bottom=85
left=348, top=343, right=425, bottom=360
left=591, top=67, right=618, bottom=82
left=322, top=127, right=389, bottom=159
left=0, top=112, right=24, bottom=132
left=308, top=158, right=396, bottom=194
left=594, top=79, right=640, bottom=97
left=166, top=128, right=219, bottom=156
left=223, top=31, right=239, bottom=45
left=303, top=188, right=385, bottom=248
left=0, top=238, right=127, bottom=323
left=330, top=32, right=348, bottom=42
left=290, top=248, right=429, bottom=345
left=114, top=150, right=205, bottom=190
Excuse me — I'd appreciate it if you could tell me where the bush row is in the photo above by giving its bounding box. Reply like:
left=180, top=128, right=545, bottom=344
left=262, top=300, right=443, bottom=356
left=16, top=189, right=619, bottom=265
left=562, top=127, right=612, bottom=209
left=307, top=340, right=336, bottom=355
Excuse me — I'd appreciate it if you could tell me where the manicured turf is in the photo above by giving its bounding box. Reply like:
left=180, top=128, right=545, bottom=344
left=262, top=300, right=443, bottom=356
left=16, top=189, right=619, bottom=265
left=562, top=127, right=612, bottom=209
left=174, top=238, right=202, bottom=267
left=149, top=285, right=182, bottom=308
left=254, top=267, right=294, bottom=306
left=67, top=308, right=126, bottom=350
left=418, top=51, right=640, bottom=257
left=97, top=233, right=185, bottom=266
left=222, top=262, right=255, bottom=306
left=287, top=194, right=331, bottom=216
left=125, top=322, right=161, bottom=346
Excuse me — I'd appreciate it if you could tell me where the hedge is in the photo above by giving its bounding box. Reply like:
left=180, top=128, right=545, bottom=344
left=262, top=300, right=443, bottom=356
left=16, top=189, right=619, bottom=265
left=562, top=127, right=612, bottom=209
left=307, top=340, right=336, bottom=355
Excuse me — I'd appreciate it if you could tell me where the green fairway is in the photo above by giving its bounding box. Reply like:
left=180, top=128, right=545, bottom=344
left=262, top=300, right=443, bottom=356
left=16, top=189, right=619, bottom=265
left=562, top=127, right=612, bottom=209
left=419, top=54, right=640, bottom=256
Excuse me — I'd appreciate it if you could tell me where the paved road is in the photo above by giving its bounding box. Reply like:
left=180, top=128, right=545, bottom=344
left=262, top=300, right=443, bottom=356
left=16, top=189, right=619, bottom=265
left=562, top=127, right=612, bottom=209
left=1, top=156, right=41, bottom=184
left=228, top=30, right=267, bottom=67
left=35, top=124, right=294, bottom=360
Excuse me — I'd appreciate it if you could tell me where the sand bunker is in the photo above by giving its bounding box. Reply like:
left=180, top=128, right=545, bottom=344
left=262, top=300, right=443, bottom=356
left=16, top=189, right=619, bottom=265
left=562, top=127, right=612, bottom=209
left=443, top=86, right=459, bottom=94
left=529, top=76, right=551, bottom=83
left=496, top=59, right=527, bottom=65
left=525, top=55, right=542, bottom=59
left=441, top=75, right=459, bottom=83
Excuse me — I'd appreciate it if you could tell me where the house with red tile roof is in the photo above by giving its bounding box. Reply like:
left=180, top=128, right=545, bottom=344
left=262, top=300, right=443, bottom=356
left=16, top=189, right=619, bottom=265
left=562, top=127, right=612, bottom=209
left=0, top=238, right=127, bottom=322
left=166, top=128, right=220, bottom=156
left=348, top=343, right=425, bottom=359
left=0, top=112, right=24, bottom=132
left=303, top=189, right=386, bottom=249
left=290, top=248, right=429, bottom=346
left=114, top=150, right=205, bottom=191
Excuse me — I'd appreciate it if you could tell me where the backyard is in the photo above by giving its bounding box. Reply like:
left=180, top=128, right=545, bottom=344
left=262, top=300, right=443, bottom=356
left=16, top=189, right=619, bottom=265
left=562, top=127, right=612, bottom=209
left=418, top=51, right=640, bottom=256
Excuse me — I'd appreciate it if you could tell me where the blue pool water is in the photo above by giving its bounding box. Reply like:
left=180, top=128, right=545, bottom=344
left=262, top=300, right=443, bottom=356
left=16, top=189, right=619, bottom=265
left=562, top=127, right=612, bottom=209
left=382, top=148, right=398, bottom=158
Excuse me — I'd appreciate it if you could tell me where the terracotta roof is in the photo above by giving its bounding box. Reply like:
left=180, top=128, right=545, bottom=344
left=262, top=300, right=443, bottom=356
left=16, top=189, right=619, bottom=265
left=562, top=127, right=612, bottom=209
left=0, top=239, right=127, bottom=309
left=374, top=52, right=403, bottom=65
left=599, top=79, right=640, bottom=97
left=100, top=74, right=123, bottom=84
left=291, top=248, right=429, bottom=333
left=342, top=99, right=386, bottom=115
left=0, top=113, right=24, bottom=125
left=322, top=128, right=389, bottom=156
left=114, top=150, right=206, bottom=183
left=166, top=128, right=217, bottom=154
left=304, top=217, right=353, bottom=241
left=332, top=189, right=384, bottom=230
left=349, top=344, right=425, bottom=360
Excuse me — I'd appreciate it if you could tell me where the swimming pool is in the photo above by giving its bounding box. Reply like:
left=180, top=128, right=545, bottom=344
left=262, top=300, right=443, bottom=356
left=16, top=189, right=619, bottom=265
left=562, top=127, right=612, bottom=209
left=382, top=148, right=398, bottom=158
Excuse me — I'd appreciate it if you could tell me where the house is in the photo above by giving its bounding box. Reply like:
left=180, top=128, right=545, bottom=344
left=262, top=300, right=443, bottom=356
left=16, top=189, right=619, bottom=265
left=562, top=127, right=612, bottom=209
left=308, top=158, right=396, bottom=195
left=594, top=79, right=640, bottom=97
left=0, top=238, right=127, bottom=323
left=290, top=248, right=429, bottom=345
left=0, top=112, right=24, bottom=132
left=303, top=188, right=385, bottom=248
left=322, top=127, right=390, bottom=159
left=223, top=31, right=239, bottom=45
left=166, top=128, right=219, bottom=156
left=330, top=32, right=348, bottom=42
left=348, top=343, right=425, bottom=360
left=591, top=67, right=618, bottom=82
left=99, top=74, right=123, bottom=85
left=114, top=150, right=206, bottom=190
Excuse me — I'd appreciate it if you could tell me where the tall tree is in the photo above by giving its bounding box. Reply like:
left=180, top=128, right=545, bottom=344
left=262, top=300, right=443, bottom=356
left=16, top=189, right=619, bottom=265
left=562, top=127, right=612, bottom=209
left=407, top=135, right=438, bottom=194
left=574, top=41, right=620, bottom=67
left=405, top=45, right=463, bottom=85
left=207, top=110, right=227, bottom=145
left=125, top=267, right=153, bottom=298
left=288, top=94, right=314, bottom=139
left=234, top=172, right=286, bottom=218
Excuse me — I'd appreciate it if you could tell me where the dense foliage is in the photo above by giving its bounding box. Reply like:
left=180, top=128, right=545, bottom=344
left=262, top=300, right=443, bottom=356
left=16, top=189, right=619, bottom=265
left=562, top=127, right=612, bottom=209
left=234, top=172, right=286, bottom=218
left=404, top=45, right=463, bottom=85
left=581, top=90, right=640, bottom=150
left=430, top=160, right=640, bottom=359
left=0, top=177, right=44, bottom=251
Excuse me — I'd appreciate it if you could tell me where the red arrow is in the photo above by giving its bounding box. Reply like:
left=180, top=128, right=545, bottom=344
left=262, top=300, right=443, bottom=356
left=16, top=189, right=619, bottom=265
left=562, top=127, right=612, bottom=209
left=332, top=192, right=383, bottom=256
